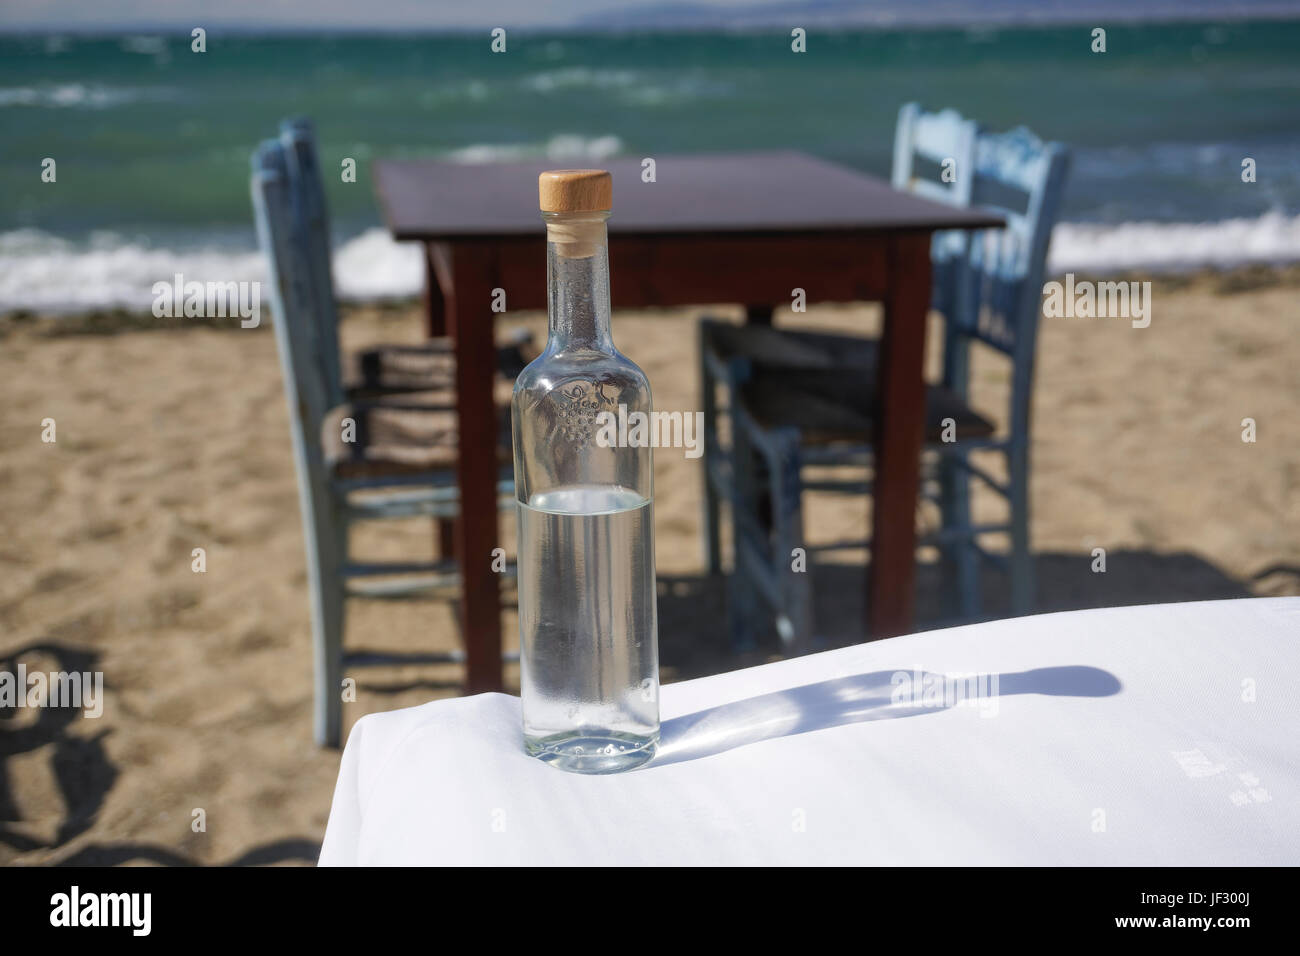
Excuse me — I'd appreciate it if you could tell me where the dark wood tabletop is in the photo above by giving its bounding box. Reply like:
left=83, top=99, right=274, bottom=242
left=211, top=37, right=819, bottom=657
left=373, top=151, right=1004, bottom=240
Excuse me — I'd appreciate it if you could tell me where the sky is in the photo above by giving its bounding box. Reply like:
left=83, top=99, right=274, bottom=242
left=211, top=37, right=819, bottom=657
left=3, top=0, right=1299, bottom=32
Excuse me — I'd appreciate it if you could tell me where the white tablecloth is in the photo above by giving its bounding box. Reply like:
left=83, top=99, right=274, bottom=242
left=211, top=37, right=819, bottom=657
left=319, top=598, right=1300, bottom=865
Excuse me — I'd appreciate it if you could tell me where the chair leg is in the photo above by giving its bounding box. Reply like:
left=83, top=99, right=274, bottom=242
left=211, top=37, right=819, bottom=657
left=949, top=455, right=982, bottom=622
left=769, top=427, right=814, bottom=654
left=728, top=410, right=759, bottom=653
left=1008, top=445, right=1035, bottom=616
left=702, top=461, right=723, bottom=575
left=937, top=453, right=964, bottom=620
left=726, top=552, right=755, bottom=653
left=698, top=322, right=723, bottom=575
left=310, top=516, right=347, bottom=747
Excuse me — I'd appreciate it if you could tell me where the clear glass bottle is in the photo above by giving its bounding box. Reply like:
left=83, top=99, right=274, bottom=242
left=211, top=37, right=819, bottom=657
left=512, top=169, right=659, bottom=774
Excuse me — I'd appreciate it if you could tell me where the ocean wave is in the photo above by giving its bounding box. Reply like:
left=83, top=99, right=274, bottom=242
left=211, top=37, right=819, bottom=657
left=445, top=134, right=623, bottom=164
left=119, top=35, right=168, bottom=56
left=332, top=229, right=423, bottom=301
left=520, top=67, right=733, bottom=106
left=0, top=83, right=172, bottom=109
left=1048, top=210, right=1300, bottom=274
left=522, top=68, right=641, bottom=93
left=0, top=230, right=268, bottom=313
left=417, top=80, right=491, bottom=108
left=0, top=228, right=420, bottom=314
left=3, top=213, right=1300, bottom=315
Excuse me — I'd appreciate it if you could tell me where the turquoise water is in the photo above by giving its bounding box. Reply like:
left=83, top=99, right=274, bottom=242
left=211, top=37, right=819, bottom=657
left=2, top=21, right=1299, bottom=309
left=5, top=22, right=1300, bottom=233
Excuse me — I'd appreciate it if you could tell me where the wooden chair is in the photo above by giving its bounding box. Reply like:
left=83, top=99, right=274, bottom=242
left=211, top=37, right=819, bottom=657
left=892, top=102, right=978, bottom=208
left=892, top=103, right=980, bottom=323
left=701, top=120, right=1070, bottom=651
left=700, top=103, right=978, bottom=579
left=276, top=117, right=534, bottom=408
left=251, top=139, right=516, bottom=747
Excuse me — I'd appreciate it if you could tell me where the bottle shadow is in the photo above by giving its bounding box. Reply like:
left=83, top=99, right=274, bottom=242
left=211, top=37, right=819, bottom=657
left=654, top=549, right=1253, bottom=680
left=650, top=664, right=1120, bottom=767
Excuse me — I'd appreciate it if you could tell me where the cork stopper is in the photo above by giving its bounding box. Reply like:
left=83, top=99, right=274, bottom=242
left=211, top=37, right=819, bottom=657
left=539, top=169, right=612, bottom=213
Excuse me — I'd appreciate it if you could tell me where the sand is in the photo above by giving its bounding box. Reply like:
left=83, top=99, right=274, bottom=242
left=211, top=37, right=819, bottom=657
left=1, top=267, right=1297, bottom=865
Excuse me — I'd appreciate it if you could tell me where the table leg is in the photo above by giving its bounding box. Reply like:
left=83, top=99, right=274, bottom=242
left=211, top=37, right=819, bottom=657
left=423, top=242, right=447, bottom=338
left=445, top=243, right=503, bottom=692
left=869, top=233, right=931, bottom=639
left=426, top=242, right=454, bottom=559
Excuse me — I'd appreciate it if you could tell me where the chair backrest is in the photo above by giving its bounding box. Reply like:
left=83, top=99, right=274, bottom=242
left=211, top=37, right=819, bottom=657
left=943, top=125, right=1070, bottom=437
left=892, top=103, right=980, bottom=320
left=279, top=117, right=345, bottom=408
left=251, top=139, right=333, bottom=487
left=891, top=102, right=979, bottom=207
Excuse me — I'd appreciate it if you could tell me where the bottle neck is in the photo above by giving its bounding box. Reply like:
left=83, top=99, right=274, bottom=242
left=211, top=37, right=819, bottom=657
left=545, top=212, right=613, bottom=351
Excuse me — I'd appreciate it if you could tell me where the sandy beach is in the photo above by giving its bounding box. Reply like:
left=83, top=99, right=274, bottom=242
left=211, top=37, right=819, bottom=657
left=1, top=266, right=1297, bottom=865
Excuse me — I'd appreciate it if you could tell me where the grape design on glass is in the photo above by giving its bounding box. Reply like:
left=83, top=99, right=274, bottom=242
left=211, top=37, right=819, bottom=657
left=554, top=381, right=615, bottom=447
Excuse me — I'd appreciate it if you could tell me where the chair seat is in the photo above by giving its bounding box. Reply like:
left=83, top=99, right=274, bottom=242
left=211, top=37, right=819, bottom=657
left=710, top=322, right=994, bottom=444
left=343, top=337, right=538, bottom=399
left=741, top=371, right=995, bottom=445
left=323, top=402, right=512, bottom=480
left=708, top=322, right=880, bottom=370
left=344, top=344, right=455, bottom=396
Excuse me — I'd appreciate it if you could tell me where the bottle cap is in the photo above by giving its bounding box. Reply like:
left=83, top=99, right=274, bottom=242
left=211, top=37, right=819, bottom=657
left=539, top=169, right=612, bottom=213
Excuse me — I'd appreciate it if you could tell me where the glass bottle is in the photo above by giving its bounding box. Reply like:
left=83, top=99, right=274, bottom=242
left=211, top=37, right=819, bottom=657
left=512, top=169, right=659, bottom=774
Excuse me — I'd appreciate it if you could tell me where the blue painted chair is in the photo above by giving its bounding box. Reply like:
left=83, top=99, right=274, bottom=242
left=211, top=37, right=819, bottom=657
left=251, top=139, right=517, bottom=746
left=892, top=103, right=978, bottom=206
left=700, top=119, right=1070, bottom=650
left=892, top=102, right=980, bottom=323
left=276, top=118, right=533, bottom=408
left=700, top=103, right=978, bottom=581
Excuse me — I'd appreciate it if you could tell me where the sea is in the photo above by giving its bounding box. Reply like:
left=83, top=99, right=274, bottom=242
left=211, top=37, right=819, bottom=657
left=3, top=20, right=1300, bottom=313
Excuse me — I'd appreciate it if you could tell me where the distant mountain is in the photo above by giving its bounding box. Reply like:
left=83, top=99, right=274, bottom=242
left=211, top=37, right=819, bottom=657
left=577, top=0, right=1300, bottom=30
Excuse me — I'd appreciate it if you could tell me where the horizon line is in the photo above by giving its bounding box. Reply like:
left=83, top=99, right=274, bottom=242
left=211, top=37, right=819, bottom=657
left=3, top=9, right=1300, bottom=37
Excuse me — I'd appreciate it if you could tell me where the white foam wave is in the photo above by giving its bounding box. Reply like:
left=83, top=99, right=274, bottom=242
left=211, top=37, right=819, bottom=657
left=522, top=68, right=641, bottom=93
left=4, top=213, right=1300, bottom=316
left=331, top=229, right=423, bottom=301
left=445, top=133, right=624, bottom=164
left=119, top=36, right=168, bottom=56
left=0, top=83, right=171, bottom=109
left=1049, top=210, right=1300, bottom=274
left=0, top=228, right=421, bottom=315
left=519, top=68, right=732, bottom=107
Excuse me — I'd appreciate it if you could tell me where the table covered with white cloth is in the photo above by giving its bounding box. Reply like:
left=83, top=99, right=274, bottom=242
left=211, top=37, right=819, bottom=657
left=319, top=599, right=1299, bottom=865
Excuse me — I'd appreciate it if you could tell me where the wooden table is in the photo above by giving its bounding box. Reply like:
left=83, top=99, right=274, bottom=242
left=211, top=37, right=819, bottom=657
left=372, top=151, right=1003, bottom=693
